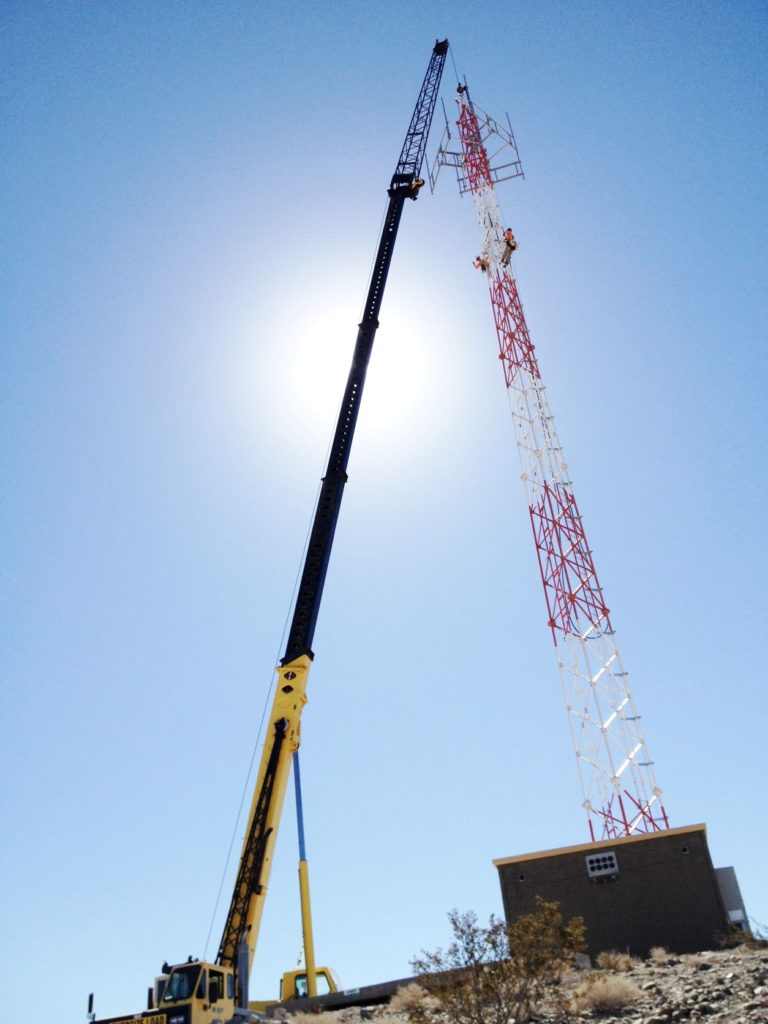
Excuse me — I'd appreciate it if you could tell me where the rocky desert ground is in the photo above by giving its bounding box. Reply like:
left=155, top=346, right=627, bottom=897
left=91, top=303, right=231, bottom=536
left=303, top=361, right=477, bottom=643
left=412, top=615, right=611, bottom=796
left=286, top=944, right=768, bottom=1024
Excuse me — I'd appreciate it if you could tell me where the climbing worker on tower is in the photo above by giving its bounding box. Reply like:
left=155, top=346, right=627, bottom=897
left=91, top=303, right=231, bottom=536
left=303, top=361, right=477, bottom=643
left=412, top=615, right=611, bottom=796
left=501, top=227, right=518, bottom=266
left=473, top=254, right=489, bottom=273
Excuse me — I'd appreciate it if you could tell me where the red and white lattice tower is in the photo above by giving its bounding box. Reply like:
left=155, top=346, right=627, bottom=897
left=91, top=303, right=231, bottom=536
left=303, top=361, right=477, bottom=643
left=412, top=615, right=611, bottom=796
left=430, top=85, right=669, bottom=840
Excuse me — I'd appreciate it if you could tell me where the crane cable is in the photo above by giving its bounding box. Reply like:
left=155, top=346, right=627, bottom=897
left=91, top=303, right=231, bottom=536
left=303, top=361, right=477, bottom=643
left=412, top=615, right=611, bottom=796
left=449, top=43, right=461, bottom=88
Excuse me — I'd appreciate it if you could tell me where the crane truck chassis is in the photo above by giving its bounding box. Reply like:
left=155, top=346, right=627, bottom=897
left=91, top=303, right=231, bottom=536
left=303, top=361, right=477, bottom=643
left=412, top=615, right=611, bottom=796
left=90, top=972, right=421, bottom=1024
left=89, top=38, right=449, bottom=1024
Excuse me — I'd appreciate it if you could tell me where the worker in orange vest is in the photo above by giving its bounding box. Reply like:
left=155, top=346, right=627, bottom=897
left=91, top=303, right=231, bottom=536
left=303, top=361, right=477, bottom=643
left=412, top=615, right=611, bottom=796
left=501, top=227, right=518, bottom=266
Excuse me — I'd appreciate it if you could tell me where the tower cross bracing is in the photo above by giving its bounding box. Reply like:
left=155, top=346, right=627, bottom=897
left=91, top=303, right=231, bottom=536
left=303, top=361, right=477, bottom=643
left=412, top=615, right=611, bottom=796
left=433, top=87, right=668, bottom=840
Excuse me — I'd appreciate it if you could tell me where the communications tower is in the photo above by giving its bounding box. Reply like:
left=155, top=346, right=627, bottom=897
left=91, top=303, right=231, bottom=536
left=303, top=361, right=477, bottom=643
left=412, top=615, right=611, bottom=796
left=431, top=85, right=669, bottom=841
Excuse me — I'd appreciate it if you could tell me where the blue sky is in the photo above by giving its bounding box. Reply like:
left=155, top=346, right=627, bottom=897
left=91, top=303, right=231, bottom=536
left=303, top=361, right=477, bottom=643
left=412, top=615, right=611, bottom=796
left=2, top=2, right=767, bottom=1019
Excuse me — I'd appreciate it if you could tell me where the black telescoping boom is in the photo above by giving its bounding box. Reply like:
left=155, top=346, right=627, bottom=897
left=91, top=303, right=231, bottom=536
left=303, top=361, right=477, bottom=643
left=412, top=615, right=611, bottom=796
left=282, top=38, right=449, bottom=664
left=216, top=39, right=449, bottom=977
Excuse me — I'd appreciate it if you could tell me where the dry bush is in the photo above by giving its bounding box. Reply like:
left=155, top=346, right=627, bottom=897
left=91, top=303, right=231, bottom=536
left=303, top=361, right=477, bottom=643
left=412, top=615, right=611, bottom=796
left=680, top=952, right=705, bottom=967
left=649, top=946, right=670, bottom=964
left=571, top=973, right=642, bottom=1013
left=376, top=1014, right=412, bottom=1024
left=718, top=925, right=763, bottom=949
left=732, top=935, right=768, bottom=952
left=595, top=950, right=636, bottom=972
left=410, top=899, right=585, bottom=1024
left=291, top=1012, right=341, bottom=1024
left=388, top=983, right=440, bottom=1017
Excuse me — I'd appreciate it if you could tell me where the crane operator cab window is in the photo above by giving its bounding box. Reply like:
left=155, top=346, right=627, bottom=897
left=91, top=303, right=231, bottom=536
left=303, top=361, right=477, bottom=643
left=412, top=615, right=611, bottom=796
left=293, top=971, right=333, bottom=999
left=160, top=963, right=234, bottom=1007
left=208, top=969, right=225, bottom=1002
left=162, top=964, right=201, bottom=1002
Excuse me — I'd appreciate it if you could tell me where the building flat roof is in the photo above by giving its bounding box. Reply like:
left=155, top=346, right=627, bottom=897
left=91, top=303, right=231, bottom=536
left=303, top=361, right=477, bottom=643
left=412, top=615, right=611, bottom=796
left=492, top=823, right=708, bottom=867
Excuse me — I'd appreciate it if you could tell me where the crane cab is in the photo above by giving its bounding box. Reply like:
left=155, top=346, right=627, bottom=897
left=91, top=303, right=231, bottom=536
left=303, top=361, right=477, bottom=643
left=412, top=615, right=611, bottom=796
left=155, top=960, right=236, bottom=1023
left=279, top=966, right=339, bottom=1001
left=246, top=966, right=340, bottom=1013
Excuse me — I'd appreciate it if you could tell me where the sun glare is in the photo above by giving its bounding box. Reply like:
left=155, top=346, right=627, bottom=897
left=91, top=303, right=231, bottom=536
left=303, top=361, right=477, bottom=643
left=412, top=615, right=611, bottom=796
left=237, top=271, right=463, bottom=482
left=289, top=288, right=434, bottom=452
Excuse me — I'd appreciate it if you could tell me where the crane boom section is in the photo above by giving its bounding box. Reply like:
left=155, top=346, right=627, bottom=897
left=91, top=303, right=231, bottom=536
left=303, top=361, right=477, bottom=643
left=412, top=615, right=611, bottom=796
left=390, top=39, right=448, bottom=190
left=217, top=40, right=449, bottom=973
left=283, top=37, right=448, bottom=666
left=217, top=656, right=310, bottom=968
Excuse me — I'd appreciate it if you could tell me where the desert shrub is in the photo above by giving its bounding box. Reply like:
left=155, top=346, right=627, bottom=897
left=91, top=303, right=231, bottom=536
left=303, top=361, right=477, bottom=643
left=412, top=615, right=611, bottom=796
left=571, top=973, right=642, bottom=1013
left=410, top=898, right=585, bottom=1024
left=595, top=950, right=636, bottom=972
left=649, top=946, right=670, bottom=964
left=388, top=983, right=440, bottom=1018
left=291, top=1012, right=340, bottom=1024
left=732, top=934, right=768, bottom=951
left=718, top=925, right=763, bottom=949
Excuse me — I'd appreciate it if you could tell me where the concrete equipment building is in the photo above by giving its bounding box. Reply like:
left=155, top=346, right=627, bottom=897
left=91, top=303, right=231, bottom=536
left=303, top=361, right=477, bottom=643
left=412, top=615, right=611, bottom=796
left=494, top=824, right=747, bottom=958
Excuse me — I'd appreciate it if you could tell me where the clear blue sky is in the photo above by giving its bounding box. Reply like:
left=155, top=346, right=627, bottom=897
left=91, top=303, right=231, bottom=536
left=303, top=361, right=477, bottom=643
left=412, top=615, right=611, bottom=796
left=2, top=2, right=767, bottom=1020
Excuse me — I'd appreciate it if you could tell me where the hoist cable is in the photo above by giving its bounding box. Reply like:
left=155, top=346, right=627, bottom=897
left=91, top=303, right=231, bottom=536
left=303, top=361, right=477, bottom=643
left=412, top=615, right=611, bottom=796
left=449, top=43, right=461, bottom=88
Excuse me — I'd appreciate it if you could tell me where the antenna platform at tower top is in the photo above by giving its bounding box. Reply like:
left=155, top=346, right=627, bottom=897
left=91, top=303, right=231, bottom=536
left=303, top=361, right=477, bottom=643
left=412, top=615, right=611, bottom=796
left=428, top=85, right=524, bottom=194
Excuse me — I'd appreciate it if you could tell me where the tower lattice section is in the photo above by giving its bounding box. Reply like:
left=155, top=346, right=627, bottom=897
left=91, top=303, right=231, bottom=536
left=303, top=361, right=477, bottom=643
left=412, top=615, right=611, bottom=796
left=431, top=86, right=668, bottom=840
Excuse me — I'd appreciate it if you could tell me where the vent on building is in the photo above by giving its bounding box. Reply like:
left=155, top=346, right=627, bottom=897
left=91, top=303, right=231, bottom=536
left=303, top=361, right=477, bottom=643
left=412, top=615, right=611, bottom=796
left=586, top=851, right=619, bottom=878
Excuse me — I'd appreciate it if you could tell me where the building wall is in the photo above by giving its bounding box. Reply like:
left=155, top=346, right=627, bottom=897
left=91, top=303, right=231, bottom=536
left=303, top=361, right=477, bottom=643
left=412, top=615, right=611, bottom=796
left=495, top=824, right=730, bottom=958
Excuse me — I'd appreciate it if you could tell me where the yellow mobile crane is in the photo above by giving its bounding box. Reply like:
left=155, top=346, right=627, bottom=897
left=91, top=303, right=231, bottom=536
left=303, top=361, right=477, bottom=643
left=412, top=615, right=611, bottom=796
left=89, top=39, right=448, bottom=1024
